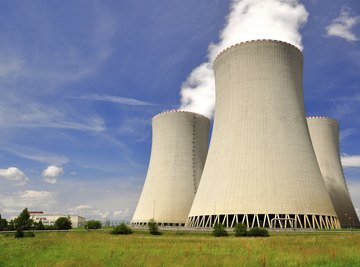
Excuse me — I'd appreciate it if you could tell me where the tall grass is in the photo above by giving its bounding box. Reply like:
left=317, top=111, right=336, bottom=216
left=0, top=230, right=359, bottom=266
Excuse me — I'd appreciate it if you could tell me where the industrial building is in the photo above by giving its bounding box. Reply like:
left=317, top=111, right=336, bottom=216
left=131, top=111, right=210, bottom=226
left=29, top=211, right=86, bottom=228
left=187, top=40, right=340, bottom=229
left=307, top=117, right=360, bottom=228
left=132, top=40, right=358, bottom=229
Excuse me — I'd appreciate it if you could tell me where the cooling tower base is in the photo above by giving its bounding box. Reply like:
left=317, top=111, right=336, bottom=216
left=131, top=221, right=185, bottom=227
left=187, top=214, right=341, bottom=229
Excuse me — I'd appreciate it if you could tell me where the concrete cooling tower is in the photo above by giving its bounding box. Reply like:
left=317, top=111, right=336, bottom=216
left=307, top=117, right=360, bottom=227
left=187, top=40, right=340, bottom=229
left=132, top=110, right=210, bottom=226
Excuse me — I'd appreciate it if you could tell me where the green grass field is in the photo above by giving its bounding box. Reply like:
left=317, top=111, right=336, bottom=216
left=1, top=230, right=360, bottom=266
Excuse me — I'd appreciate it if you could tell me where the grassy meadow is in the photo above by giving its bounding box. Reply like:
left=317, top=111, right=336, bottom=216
left=1, top=229, right=360, bottom=266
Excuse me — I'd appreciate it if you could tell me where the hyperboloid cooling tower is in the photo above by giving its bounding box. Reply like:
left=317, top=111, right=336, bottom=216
left=307, top=117, right=360, bottom=227
left=132, top=110, right=210, bottom=226
left=187, top=40, right=340, bottom=229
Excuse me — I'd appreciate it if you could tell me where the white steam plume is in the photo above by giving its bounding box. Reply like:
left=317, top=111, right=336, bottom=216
left=179, top=0, right=309, bottom=118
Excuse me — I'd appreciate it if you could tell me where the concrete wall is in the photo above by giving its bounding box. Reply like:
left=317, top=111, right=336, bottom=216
left=188, top=40, right=339, bottom=229
left=132, top=110, right=210, bottom=225
left=307, top=117, right=360, bottom=227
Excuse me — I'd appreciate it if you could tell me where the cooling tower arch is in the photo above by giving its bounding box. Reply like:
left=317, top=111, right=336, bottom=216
left=132, top=110, right=210, bottom=226
left=307, top=116, right=360, bottom=228
left=187, top=40, right=340, bottom=229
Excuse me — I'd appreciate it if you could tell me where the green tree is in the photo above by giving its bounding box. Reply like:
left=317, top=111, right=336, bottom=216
left=14, top=208, right=33, bottom=230
left=0, top=214, right=8, bottom=231
left=7, top=220, right=15, bottom=231
left=148, top=219, right=160, bottom=235
left=85, top=220, right=102, bottom=229
left=54, top=216, right=72, bottom=230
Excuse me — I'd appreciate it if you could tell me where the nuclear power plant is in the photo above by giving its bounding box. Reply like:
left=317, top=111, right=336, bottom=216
left=132, top=40, right=357, bottom=229
left=132, top=111, right=210, bottom=226
left=307, top=117, right=360, bottom=228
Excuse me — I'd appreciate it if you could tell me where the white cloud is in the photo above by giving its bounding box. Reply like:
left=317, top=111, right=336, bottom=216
left=78, top=94, right=156, bottom=106
left=0, top=190, right=56, bottom=216
left=70, top=204, right=110, bottom=219
left=42, top=166, right=64, bottom=184
left=341, top=155, right=360, bottom=168
left=0, top=167, right=29, bottom=186
left=5, top=146, right=69, bottom=166
left=0, top=101, right=105, bottom=133
left=179, top=0, right=309, bottom=118
left=326, top=7, right=360, bottom=42
left=0, top=57, right=24, bottom=78
left=113, top=209, right=130, bottom=219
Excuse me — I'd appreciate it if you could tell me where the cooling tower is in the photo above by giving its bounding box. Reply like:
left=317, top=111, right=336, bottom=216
left=132, top=110, right=210, bottom=226
left=187, top=40, right=340, bottom=229
left=307, top=117, right=360, bottom=227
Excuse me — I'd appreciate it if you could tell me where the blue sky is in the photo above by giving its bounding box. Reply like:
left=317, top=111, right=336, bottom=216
left=0, top=0, right=359, bottom=222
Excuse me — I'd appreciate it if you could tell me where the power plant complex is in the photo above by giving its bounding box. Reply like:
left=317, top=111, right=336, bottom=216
left=132, top=40, right=359, bottom=229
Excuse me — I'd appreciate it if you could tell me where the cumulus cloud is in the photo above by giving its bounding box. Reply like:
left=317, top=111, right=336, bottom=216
left=179, top=0, right=309, bottom=118
left=113, top=209, right=130, bottom=218
left=341, top=155, right=360, bottom=168
left=70, top=204, right=110, bottom=219
left=326, top=7, right=360, bottom=42
left=42, top=166, right=64, bottom=184
left=0, top=190, right=56, bottom=216
left=0, top=167, right=29, bottom=186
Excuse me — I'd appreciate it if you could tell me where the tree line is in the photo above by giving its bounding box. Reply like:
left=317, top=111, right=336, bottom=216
left=0, top=208, right=72, bottom=238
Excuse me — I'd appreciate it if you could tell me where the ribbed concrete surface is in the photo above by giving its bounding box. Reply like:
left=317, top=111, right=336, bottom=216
left=307, top=117, right=360, bottom=227
left=188, top=40, right=338, bottom=227
left=132, top=111, right=210, bottom=225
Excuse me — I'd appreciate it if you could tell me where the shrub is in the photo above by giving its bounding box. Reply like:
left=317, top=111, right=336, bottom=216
left=247, top=227, right=269, bottom=237
left=54, top=217, right=72, bottom=230
left=234, top=223, right=247, bottom=237
left=34, top=221, right=45, bottom=230
left=148, top=219, right=160, bottom=235
left=212, top=223, right=228, bottom=237
left=85, top=220, right=102, bottom=229
left=111, top=223, right=132, bottom=235
left=45, top=225, right=56, bottom=230
left=15, top=229, right=24, bottom=238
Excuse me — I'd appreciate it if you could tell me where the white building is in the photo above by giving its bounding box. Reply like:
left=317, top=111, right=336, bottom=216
left=30, top=212, right=86, bottom=228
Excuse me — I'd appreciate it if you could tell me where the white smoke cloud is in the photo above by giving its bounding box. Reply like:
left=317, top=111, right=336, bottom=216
left=0, top=167, right=29, bottom=186
left=179, top=0, right=309, bottom=118
left=326, top=7, right=360, bottom=42
left=42, top=165, right=64, bottom=184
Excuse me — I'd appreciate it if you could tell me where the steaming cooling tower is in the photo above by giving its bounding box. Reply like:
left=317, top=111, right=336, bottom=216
left=132, top=110, right=210, bottom=226
left=187, top=40, right=340, bottom=229
left=307, top=117, right=360, bottom=227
